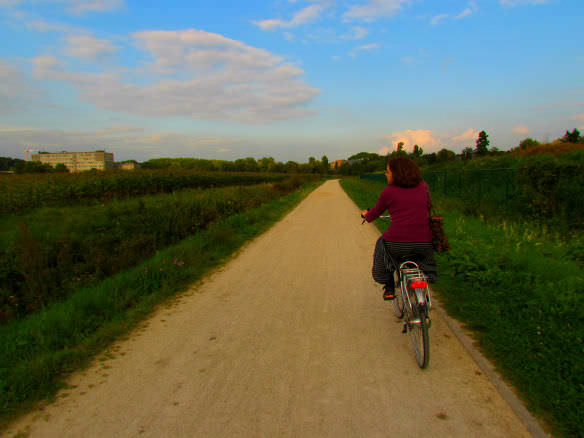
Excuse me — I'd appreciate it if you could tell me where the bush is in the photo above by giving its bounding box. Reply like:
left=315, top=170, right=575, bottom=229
left=0, top=181, right=312, bottom=322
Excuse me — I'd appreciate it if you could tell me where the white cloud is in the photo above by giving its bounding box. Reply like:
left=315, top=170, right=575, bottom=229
left=254, top=4, right=323, bottom=30
left=63, top=35, right=118, bottom=60
left=0, top=58, right=39, bottom=112
left=512, top=125, right=529, bottom=135
left=0, top=0, right=22, bottom=7
left=431, top=14, right=448, bottom=25
left=456, top=1, right=478, bottom=19
left=32, top=29, right=320, bottom=124
left=0, top=125, right=242, bottom=160
left=386, top=129, right=442, bottom=152
left=343, top=0, right=410, bottom=22
left=534, top=101, right=584, bottom=109
left=59, top=0, right=124, bottom=14
left=355, top=43, right=379, bottom=51
left=2, top=0, right=124, bottom=13
left=379, top=128, right=481, bottom=154
left=350, top=42, right=380, bottom=57
left=456, top=8, right=473, bottom=19
left=342, top=26, right=369, bottom=40
left=499, top=0, right=550, bottom=6
left=451, top=128, right=479, bottom=143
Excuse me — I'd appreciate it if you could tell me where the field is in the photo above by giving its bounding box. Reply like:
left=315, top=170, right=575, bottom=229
left=341, top=178, right=584, bottom=438
left=0, top=170, right=322, bottom=420
left=0, top=169, right=289, bottom=214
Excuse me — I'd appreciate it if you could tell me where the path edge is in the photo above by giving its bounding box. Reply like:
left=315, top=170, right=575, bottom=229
left=431, top=298, right=551, bottom=438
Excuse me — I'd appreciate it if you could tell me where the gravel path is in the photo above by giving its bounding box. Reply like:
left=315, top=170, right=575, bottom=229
left=6, top=180, right=533, bottom=437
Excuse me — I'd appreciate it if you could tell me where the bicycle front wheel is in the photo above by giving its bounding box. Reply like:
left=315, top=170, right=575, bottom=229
left=408, top=305, right=430, bottom=369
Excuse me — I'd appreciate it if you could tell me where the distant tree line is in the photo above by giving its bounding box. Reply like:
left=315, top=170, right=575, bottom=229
left=0, top=157, right=68, bottom=174
left=338, top=128, right=583, bottom=174
left=2, top=128, right=581, bottom=175
left=141, top=156, right=331, bottom=174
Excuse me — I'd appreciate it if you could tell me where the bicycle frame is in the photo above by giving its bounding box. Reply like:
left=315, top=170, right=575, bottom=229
left=362, top=211, right=432, bottom=368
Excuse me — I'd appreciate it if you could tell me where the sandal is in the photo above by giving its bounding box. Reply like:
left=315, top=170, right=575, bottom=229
left=383, top=283, right=395, bottom=301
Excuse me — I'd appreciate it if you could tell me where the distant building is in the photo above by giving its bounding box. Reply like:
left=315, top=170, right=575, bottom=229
left=330, top=159, right=346, bottom=169
left=32, top=150, right=114, bottom=173
left=117, top=161, right=140, bottom=171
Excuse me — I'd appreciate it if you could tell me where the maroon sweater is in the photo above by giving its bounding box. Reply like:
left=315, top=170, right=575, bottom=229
left=365, top=182, right=432, bottom=242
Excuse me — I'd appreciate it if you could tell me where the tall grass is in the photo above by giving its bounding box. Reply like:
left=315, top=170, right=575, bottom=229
left=0, top=180, right=322, bottom=423
left=0, top=170, right=289, bottom=214
left=341, top=178, right=584, bottom=438
left=0, top=179, right=312, bottom=322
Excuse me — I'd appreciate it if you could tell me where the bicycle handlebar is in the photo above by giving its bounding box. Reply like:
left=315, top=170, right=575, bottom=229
left=361, top=208, right=390, bottom=224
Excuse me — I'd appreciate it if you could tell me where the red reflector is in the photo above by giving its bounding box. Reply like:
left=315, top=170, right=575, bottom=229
left=410, top=281, right=427, bottom=289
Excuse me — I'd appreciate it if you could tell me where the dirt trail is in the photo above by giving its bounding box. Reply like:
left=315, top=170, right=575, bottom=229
left=6, top=180, right=532, bottom=437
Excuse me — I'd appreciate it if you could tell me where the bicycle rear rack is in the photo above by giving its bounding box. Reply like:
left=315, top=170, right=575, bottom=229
left=399, top=261, right=432, bottom=310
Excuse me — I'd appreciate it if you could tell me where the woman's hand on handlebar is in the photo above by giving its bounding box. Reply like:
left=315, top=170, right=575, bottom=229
left=361, top=208, right=370, bottom=224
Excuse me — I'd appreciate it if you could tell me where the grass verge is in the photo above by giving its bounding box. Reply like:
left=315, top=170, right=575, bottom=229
left=340, top=178, right=584, bottom=438
left=0, top=180, right=322, bottom=426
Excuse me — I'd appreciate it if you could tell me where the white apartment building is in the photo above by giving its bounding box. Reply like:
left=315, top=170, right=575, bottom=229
left=31, top=151, right=115, bottom=173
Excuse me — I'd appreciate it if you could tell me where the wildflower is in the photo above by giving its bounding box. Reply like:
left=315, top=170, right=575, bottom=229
left=178, top=261, right=184, bottom=267
left=173, top=257, right=178, bottom=265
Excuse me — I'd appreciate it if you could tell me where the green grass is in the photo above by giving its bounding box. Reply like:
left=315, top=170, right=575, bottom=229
left=0, top=181, right=311, bottom=321
left=340, top=178, right=584, bottom=438
left=0, top=180, right=322, bottom=426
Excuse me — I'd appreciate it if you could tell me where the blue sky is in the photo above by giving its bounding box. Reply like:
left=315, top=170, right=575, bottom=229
left=0, top=0, right=582, bottom=162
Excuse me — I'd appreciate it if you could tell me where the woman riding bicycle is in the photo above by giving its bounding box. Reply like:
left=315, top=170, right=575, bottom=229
left=362, top=156, right=437, bottom=300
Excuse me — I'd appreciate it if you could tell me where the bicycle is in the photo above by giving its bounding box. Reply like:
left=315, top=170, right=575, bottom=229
left=362, top=214, right=432, bottom=369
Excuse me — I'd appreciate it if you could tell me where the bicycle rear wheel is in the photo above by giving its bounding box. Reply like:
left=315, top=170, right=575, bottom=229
left=391, top=283, right=405, bottom=318
left=408, top=305, right=430, bottom=369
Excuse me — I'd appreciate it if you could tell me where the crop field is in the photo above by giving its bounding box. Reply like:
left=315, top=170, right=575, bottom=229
left=0, top=173, right=315, bottom=322
left=341, top=177, right=584, bottom=438
left=0, top=173, right=322, bottom=419
left=0, top=169, right=289, bottom=214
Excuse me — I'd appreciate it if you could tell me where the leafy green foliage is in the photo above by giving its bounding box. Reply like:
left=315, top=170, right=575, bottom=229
left=438, top=213, right=584, bottom=438
left=341, top=177, right=584, bottom=438
left=0, top=177, right=314, bottom=322
left=0, top=180, right=321, bottom=420
left=562, top=128, right=582, bottom=143
left=422, top=151, right=584, bottom=231
left=475, top=130, right=490, bottom=156
left=0, top=170, right=289, bottom=214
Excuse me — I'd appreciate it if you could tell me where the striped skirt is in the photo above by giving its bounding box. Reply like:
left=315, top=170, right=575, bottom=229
left=371, top=237, right=437, bottom=285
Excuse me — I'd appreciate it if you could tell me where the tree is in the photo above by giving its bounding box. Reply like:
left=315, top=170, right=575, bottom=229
left=258, top=157, right=276, bottom=172
left=425, top=153, right=437, bottom=165
left=321, top=155, right=329, bottom=173
left=436, top=148, right=456, bottom=162
left=519, top=138, right=540, bottom=150
left=284, top=161, right=299, bottom=173
left=397, top=142, right=404, bottom=152
left=412, top=144, right=423, bottom=157
left=475, top=130, right=490, bottom=156
left=461, top=147, right=474, bottom=160
left=14, top=161, right=54, bottom=173
left=0, top=157, right=24, bottom=171
left=562, top=128, right=582, bottom=143
left=54, top=163, right=69, bottom=173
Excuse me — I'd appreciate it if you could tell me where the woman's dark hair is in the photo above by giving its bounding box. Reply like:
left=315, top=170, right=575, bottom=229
left=387, top=156, right=422, bottom=188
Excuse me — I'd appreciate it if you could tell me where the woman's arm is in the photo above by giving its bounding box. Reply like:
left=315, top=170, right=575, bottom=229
left=364, top=187, right=390, bottom=222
